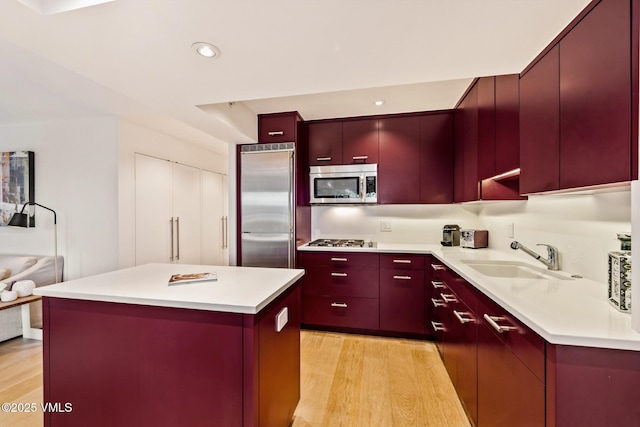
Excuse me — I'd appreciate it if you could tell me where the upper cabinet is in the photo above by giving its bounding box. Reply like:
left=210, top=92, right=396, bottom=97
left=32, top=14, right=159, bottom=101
left=307, top=118, right=378, bottom=166
left=520, top=46, right=560, bottom=194
left=378, top=116, right=421, bottom=204
left=307, top=121, right=343, bottom=165
left=307, top=113, right=453, bottom=205
left=342, top=119, right=379, bottom=164
left=420, top=113, right=454, bottom=204
left=520, top=0, right=638, bottom=193
left=454, top=75, right=522, bottom=203
left=258, top=112, right=302, bottom=143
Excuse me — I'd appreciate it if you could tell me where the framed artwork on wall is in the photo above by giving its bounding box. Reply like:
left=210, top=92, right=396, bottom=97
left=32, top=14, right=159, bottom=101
left=0, top=151, right=35, bottom=226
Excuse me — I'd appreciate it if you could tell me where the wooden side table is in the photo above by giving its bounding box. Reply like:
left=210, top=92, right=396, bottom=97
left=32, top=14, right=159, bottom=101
left=0, top=295, right=42, bottom=340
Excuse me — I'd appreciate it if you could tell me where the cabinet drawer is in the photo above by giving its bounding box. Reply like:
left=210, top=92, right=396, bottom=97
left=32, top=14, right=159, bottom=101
left=302, top=295, right=379, bottom=330
left=299, top=251, right=379, bottom=268
left=380, top=254, right=424, bottom=270
left=258, top=113, right=298, bottom=143
left=303, top=266, right=379, bottom=298
left=476, top=291, right=545, bottom=382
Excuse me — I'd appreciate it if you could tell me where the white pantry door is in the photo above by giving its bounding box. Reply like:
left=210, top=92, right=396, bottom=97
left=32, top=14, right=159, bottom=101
left=201, top=170, right=229, bottom=266
left=135, top=154, right=173, bottom=265
left=171, top=162, right=202, bottom=265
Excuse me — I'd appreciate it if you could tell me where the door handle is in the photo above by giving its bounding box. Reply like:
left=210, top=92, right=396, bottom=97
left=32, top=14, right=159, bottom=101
left=169, top=218, right=174, bottom=262
left=268, top=131, right=284, bottom=136
left=175, top=217, right=180, bottom=261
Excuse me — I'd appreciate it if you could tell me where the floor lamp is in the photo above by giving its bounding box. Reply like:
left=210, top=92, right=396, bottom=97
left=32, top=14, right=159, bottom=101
left=8, top=202, right=59, bottom=284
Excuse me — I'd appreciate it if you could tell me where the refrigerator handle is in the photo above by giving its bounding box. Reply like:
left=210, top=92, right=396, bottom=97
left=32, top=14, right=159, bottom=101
left=289, top=151, right=294, bottom=268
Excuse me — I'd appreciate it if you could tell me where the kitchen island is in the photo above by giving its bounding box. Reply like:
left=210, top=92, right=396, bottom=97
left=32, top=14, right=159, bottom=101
left=34, top=263, right=304, bottom=427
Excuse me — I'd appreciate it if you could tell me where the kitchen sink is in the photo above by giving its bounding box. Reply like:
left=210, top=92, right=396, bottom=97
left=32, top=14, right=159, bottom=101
left=461, top=260, right=572, bottom=280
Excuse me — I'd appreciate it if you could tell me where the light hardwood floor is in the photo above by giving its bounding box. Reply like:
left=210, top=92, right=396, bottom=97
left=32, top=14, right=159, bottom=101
left=0, top=331, right=469, bottom=427
left=292, top=331, right=469, bottom=427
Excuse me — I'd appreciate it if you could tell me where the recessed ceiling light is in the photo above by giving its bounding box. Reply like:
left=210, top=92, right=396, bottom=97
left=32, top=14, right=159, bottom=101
left=374, top=100, right=385, bottom=106
left=192, top=42, right=221, bottom=59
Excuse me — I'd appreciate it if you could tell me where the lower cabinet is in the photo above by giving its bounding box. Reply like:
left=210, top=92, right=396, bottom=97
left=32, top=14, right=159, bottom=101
left=298, top=251, right=427, bottom=336
left=299, top=251, right=380, bottom=331
left=430, top=260, right=545, bottom=427
left=380, top=254, right=425, bottom=334
left=431, top=262, right=479, bottom=425
left=477, top=322, right=545, bottom=427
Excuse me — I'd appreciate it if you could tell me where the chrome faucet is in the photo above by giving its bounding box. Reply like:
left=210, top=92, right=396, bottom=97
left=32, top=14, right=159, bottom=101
left=510, top=241, right=560, bottom=271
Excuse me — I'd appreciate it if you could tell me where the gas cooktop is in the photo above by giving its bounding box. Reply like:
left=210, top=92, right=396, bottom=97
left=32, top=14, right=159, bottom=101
left=308, top=239, right=365, bottom=248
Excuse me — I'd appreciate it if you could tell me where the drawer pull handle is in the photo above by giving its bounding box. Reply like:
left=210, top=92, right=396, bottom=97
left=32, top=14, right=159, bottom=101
left=352, top=155, right=368, bottom=161
left=331, top=302, right=348, bottom=308
left=268, top=131, right=284, bottom=136
left=440, top=293, right=457, bottom=303
left=331, top=272, right=348, bottom=277
left=431, top=264, right=446, bottom=271
left=331, top=257, right=348, bottom=262
left=431, top=321, right=445, bottom=332
left=393, top=275, right=412, bottom=280
left=431, top=281, right=446, bottom=289
left=393, top=259, right=411, bottom=264
left=316, top=157, right=332, bottom=161
left=431, top=298, right=445, bottom=308
left=454, top=310, right=474, bottom=324
left=483, top=314, right=517, bottom=333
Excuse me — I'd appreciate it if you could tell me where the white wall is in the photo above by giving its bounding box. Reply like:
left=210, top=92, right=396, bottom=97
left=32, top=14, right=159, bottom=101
left=312, top=189, right=631, bottom=284
left=117, top=119, right=229, bottom=268
left=0, top=116, right=119, bottom=280
left=478, top=190, right=631, bottom=284
left=311, top=204, right=482, bottom=244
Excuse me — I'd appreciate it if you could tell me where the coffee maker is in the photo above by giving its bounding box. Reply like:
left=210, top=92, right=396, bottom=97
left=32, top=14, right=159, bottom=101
left=441, top=224, right=460, bottom=246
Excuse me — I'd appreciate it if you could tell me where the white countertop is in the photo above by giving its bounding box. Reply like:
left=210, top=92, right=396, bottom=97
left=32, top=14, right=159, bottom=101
left=299, top=242, right=640, bottom=351
left=34, top=263, right=305, bottom=315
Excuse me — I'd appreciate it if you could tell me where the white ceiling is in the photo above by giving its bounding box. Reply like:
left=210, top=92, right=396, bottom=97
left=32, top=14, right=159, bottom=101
left=0, top=0, right=592, bottom=154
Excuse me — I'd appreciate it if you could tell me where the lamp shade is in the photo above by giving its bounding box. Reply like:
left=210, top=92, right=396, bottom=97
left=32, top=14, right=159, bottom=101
left=8, top=212, right=33, bottom=228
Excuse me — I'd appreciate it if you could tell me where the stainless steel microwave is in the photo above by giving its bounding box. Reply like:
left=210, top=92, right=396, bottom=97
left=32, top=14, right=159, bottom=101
left=309, top=164, right=377, bottom=204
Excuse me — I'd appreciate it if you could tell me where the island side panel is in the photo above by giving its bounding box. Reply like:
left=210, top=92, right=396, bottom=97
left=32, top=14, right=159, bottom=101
left=42, top=297, right=244, bottom=427
left=243, top=283, right=301, bottom=427
left=546, top=344, right=640, bottom=427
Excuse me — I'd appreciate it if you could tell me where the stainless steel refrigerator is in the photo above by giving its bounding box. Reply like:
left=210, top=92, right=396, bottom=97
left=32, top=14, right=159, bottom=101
left=240, top=143, right=295, bottom=268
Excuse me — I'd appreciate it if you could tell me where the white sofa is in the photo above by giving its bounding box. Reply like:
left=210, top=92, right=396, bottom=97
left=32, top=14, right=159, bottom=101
left=0, top=254, right=64, bottom=342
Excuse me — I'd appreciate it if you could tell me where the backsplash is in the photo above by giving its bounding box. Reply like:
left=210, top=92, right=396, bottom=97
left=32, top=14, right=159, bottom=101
left=311, top=189, right=631, bottom=284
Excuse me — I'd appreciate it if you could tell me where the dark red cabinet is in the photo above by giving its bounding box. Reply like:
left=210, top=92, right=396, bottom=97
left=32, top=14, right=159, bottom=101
left=298, top=251, right=379, bottom=331
left=258, top=112, right=301, bottom=143
left=429, top=260, right=550, bottom=427
left=379, top=254, right=425, bottom=334
left=430, top=261, right=478, bottom=425
left=307, top=121, right=343, bottom=166
left=454, top=75, right=522, bottom=202
left=477, top=323, right=545, bottom=427
left=455, top=82, right=479, bottom=202
left=520, top=45, right=560, bottom=194
left=342, top=119, right=379, bottom=164
left=559, top=0, right=632, bottom=189
left=477, top=76, right=496, bottom=180
left=520, top=0, right=637, bottom=193
left=494, top=74, right=520, bottom=175
left=420, top=113, right=454, bottom=204
left=378, top=116, right=421, bottom=204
